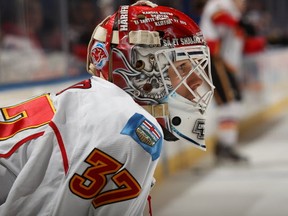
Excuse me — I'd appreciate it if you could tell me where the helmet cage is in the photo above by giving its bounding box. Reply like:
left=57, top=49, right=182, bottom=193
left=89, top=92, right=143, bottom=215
left=155, top=45, right=214, bottom=113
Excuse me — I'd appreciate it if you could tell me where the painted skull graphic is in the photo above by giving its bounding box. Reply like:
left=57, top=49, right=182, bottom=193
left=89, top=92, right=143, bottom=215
left=112, top=46, right=173, bottom=104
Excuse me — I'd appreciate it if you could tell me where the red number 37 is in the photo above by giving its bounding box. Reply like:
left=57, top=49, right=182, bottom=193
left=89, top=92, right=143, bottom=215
left=69, top=148, right=141, bottom=208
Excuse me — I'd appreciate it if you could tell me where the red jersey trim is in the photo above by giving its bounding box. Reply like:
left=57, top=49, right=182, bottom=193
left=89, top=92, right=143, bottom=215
left=244, top=36, right=266, bottom=54
left=49, top=121, right=69, bottom=174
left=0, top=132, right=44, bottom=158
left=207, top=40, right=221, bottom=56
left=212, top=11, right=238, bottom=27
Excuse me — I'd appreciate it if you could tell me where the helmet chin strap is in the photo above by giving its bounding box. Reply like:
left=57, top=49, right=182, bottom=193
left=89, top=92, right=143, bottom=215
left=160, top=125, right=179, bottom=141
left=142, top=104, right=179, bottom=141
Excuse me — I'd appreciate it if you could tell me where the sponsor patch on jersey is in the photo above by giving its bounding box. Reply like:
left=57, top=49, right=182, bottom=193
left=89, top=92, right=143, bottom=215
left=121, top=113, right=162, bottom=161
left=91, top=42, right=108, bottom=69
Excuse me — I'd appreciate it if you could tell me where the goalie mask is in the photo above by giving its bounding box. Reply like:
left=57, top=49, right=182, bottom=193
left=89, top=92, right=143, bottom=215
left=87, top=1, right=214, bottom=150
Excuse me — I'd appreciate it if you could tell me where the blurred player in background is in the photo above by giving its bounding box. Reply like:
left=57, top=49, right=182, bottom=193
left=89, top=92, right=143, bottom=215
left=0, top=1, right=214, bottom=215
left=200, top=0, right=265, bottom=163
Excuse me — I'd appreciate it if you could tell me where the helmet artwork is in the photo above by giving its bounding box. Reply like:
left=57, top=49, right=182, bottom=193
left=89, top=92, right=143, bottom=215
left=87, top=1, right=214, bottom=150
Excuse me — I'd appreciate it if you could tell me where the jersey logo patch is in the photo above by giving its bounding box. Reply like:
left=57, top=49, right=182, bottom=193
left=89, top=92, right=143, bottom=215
left=121, top=113, right=162, bottom=161
left=136, top=119, right=161, bottom=146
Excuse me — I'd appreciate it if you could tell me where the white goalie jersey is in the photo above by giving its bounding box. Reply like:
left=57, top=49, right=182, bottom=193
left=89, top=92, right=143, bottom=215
left=0, top=76, right=163, bottom=216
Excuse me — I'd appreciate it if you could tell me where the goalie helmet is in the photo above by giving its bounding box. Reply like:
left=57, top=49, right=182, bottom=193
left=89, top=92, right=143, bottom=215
left=87, top=1, right=214, bottom=150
